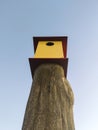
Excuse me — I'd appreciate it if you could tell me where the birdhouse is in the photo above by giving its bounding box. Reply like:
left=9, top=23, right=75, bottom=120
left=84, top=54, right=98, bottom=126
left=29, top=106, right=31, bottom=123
left=29, top=36, right=68, bottom=78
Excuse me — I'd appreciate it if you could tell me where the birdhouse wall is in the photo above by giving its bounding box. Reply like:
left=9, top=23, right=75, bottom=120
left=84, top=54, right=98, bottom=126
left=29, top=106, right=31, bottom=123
left=34, top=41, right=64, bottom=58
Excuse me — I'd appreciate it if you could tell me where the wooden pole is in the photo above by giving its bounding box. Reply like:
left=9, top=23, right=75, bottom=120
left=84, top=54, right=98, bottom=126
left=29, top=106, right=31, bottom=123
left=22, top=64, right=75, bottom=130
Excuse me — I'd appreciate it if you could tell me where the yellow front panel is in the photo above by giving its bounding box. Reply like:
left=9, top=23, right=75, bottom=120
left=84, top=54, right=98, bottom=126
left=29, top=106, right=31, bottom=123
left=34, top=41, right=64, bottom=58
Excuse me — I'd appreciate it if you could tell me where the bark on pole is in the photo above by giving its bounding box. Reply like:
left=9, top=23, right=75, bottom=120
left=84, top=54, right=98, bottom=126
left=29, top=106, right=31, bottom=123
left=22, top=64, right=75, bottom=130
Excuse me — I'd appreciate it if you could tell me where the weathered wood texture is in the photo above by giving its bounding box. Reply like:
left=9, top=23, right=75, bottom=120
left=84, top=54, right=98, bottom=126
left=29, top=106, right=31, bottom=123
left=22, top=64, right=75, bottom=130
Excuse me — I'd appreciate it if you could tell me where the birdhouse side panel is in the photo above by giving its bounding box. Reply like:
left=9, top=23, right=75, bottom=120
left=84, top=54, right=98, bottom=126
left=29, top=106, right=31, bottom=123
left=34, top=41, right=64, bottom=58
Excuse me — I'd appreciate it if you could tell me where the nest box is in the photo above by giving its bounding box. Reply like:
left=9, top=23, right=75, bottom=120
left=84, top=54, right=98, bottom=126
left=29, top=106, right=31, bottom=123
left=29, top=36, right=68, bottom=78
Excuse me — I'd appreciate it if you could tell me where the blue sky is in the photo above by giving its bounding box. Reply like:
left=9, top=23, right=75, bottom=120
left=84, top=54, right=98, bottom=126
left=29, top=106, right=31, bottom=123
left=0, top=0, right=98, bottom=130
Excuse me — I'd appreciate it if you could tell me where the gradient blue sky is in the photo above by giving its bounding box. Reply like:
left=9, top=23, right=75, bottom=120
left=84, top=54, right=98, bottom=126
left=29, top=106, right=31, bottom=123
left=0, top=0, right=98, bottom=130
